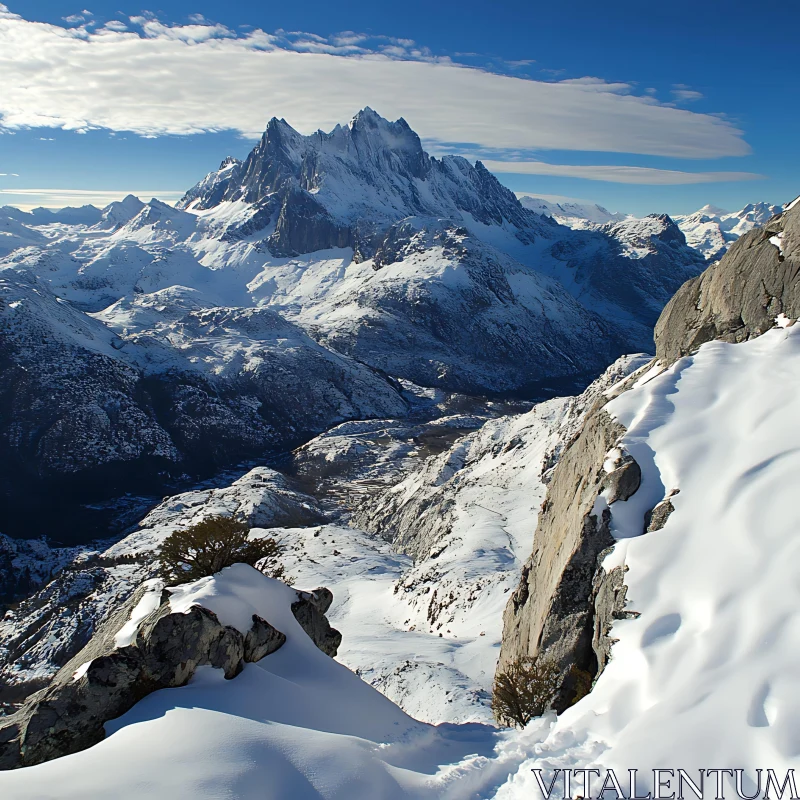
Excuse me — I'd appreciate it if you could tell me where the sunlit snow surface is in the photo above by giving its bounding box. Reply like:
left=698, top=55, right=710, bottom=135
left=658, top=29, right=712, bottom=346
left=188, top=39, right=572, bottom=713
left=493, top=323, right=800, bottom=797
left=2, top=326, right=799, bottom=797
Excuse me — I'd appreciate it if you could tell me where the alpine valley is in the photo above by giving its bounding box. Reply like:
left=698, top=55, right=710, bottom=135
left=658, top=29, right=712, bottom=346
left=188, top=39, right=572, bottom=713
left=0, top=108, right=797, bottom=800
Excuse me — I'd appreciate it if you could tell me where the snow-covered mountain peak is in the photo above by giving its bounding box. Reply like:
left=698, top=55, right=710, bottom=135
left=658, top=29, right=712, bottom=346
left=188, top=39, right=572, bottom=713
left=519, top=195, right=627, bottom=226
left=176, top=109, right=536, bottom=257
left=674, top=200, right=785, bottom=259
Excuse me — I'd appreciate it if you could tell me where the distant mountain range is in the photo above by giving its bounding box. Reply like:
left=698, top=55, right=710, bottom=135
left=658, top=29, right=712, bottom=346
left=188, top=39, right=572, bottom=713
left=0, top=109, right=712, bottom=535
left=519, top=194, right=785, bottom=260
left=518, top=195, right=627, bottom=225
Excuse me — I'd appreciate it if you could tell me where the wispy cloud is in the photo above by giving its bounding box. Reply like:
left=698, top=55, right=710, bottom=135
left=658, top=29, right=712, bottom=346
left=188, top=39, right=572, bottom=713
left=0, top=7, right=750, bottom=160
left=483, top=161, right=764, bottom=185
left=0, top=188, right=184, bottom=209
left=672, top=84, right=704, bottom=103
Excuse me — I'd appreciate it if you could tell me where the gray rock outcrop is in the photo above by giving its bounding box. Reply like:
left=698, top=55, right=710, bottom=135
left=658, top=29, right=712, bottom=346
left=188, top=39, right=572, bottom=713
left=655, top=200, right=799, bottom=363
left=291, top=588, right=342, bottom=658
left=0, top=579, right=340, bottom=769
left=497, top=406, right=638, bottom=711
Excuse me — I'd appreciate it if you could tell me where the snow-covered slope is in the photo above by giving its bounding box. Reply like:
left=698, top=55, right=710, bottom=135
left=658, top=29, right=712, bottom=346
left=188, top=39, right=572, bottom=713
left=90, top=195, right=146, bottom=231
left=536, top=213, right=706, bottom=346
left=0, top=565, right=503, bottom=799
left=277, top=218, right=623, bottom=393
left=674, top=201, right=784, bottom=260
left=2, top=322, right=798, bottom=797
left=492, top=320, right=800, bottom=796
left=0, top=262, right=406, bottom=538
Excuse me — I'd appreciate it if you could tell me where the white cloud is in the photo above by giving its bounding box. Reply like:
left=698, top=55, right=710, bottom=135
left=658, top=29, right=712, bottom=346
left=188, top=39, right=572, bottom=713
left=516, top=191, right=598, bottom=204
left=672, top=84, right=704, bottom=103
left=483, top=161, right=763, bottom=184
left=0, top=188, right=183, bottom=209
left=0, top=10, right=751, bottom=160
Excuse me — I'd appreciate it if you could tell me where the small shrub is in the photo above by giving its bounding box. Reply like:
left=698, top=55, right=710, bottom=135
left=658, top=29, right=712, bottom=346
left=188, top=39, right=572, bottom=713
left=567, top=664, right=594, bottom=706
left=159, top=515, right=285, bottom=584
left=492, top=655, right=560, bottom=728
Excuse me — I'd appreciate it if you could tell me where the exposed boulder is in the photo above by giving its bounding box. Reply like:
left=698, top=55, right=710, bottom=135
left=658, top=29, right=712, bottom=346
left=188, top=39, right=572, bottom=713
left=291, top=588, right=341, bottom=657
left=643, top=491, right=679, bottom=533
left=0, top=576, right=340, bottom=769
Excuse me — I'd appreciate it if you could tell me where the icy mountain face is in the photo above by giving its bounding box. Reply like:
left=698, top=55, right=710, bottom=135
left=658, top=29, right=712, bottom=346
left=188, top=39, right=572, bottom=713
left=0, top=536, right=88, bottom=614
left=177, top=157, right=242, bottom=212
left=179, top=107, right=543, bottom=258
left=300, top=218, right=624, bottom=394
left=519, top=195, right=627, bottom=225
left=90, top=195, right=145, bottom=231
left=674, top=201, right=784, bottom=260
left=543, top=213, right=707, bottom=348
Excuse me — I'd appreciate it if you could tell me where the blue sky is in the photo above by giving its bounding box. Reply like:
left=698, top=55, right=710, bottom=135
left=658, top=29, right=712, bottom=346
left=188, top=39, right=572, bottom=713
left=0, top=0, right=797, bottom=216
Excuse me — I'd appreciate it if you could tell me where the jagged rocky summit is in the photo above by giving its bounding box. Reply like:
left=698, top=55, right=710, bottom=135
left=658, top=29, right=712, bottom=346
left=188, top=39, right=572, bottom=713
left=178, top=107, right=539, bottom=259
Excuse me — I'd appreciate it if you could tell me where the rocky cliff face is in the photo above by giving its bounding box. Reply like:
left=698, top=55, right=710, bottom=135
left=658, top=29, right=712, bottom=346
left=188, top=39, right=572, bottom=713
left=496, top=400, right=643, bottom=710
left=497, top=198, right=797, bottom=710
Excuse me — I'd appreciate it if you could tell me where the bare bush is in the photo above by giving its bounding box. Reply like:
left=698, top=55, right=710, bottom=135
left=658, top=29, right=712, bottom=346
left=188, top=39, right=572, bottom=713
left=159, top=516, right=285, bottom=584
left=492, top=656, right=560, bottom=728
